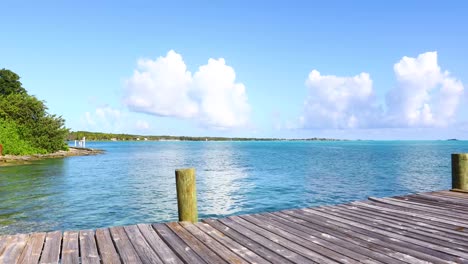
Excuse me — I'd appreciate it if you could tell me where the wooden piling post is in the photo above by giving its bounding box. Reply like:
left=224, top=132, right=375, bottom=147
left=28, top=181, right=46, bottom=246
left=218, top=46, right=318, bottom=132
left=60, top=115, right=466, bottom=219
left=452, top=153, right=468, bottom=192
left=175, top=168, right=198, bottom=222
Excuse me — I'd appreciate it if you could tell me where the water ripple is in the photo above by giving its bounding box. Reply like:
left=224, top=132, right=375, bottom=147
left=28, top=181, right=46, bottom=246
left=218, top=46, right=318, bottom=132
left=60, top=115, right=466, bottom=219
left=0, top=140, right=467, bottom=234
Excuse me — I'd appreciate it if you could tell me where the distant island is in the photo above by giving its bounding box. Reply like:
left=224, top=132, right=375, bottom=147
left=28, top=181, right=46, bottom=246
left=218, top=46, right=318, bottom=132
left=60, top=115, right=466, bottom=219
left=68, top=131, right=343, bottom=142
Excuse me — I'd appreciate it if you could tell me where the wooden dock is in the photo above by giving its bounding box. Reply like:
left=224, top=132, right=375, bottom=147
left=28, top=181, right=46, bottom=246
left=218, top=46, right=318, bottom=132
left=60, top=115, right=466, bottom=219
left=1, top=190, right=468, bottom=263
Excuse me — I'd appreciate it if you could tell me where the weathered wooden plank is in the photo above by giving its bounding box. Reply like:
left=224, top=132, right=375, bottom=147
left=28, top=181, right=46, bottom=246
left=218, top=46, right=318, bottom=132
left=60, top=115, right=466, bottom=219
left=339, top=204, right=468, bottom=245
left=218, top=217, right=316, bottom=264
left=272, top=211, right=430, bottom=264
left=387, top=195, right=468, bottom=213
left=79, top=230, right=100, bottom=264
left=430, top=191, right=468, bottom=202
left=394, top=198, right=468, bottom=215
left=110, top=226, right=142, bottom=264
left=301, top=207, right=468, bottom=263
left=152, top=223, right=205, bottom=264
left=338, top=204, right=468, bottom=244
left=402, top=194, right=468, bottom=209
left=195, top=222, right=270, bottom=264
left=39, top=231, right=62, bottom=264
left=437, top=190, right=468, bottom=199
left=348, top=201, right=468, bottom=236
left=166, top=222, right=226, bottom=264
left=180, top=221, right=248, bottom=264
left=354, top=200, right=468, bottom=229
left=61, top=231, right=79, bottom=264
left=367, top=197, right=468, bottom=228
left=137, top=224, right=182, bottom=264
left=238, top=214, right=366, bottom=264
left=0, top=233, right=29, bottom=264
left=244, top=213, right=403, bottom=264
left=203, top=219, right=295, bottom=264
left=95, top=228, right=121, bottom=264
left=427, top=192, right=468, bottom=207
left=262, top=212, right=416, bottom=264
left=0, top=235, right=11, bottom=261
left=281, top=209, right=458, bottom=263
left=124, top=225, right=163, bottom=264
left=0, top=235, right=8, bottom=254
left=17, top=232, right=46, bottom=264
left=416, top=193, right=468, bottom=206
left=231, top=215, right=350, bottom=264
left=398, top=196, right=468, bottom=217
left=320, top=205, right=468, bottom=251
left=315, top=202, right=467, bottom=251
left=0, top=235, right=15, bottom=259
left=372, top=197, right=468, bottom=221
left=354, top=200, right=468, bottom=232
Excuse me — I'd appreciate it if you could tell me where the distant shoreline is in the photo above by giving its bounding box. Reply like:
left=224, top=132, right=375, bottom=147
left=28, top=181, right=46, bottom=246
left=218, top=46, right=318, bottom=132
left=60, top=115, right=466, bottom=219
left=69, top=131, right=345, bottom=142
left=0, top=147, right=104, bottom=167
left=75, top=138, right=346, bottom=142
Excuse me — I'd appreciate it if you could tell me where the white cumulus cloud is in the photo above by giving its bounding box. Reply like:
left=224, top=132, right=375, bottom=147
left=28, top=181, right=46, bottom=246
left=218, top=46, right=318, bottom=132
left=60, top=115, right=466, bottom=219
left=300, top=52, right=464, bottom=129
left=300, top=70, right=381, bottom=129
left=386, top=51, right=464, bottom=127
left=124, top=50, right=250, bottom=129
left=193, top=58, right=250, bottom=128
left=124, top=51, right=197, bottom=118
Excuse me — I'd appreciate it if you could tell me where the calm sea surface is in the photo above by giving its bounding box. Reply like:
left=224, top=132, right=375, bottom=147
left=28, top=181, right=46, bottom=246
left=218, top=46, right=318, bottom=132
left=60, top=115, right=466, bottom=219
left=1, top=140, right=467, bottom=234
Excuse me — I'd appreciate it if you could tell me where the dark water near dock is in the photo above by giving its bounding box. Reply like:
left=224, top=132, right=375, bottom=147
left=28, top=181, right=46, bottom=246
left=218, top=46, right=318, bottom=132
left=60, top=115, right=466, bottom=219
left=0, top=140, right=467, bottom=235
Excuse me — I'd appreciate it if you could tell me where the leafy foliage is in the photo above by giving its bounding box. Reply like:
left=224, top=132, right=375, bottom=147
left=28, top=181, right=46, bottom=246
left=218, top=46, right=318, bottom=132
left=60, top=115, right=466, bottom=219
left=0, top=69, right=26, bottom=95
left=0, top=119, right=44, bottom=155
left=0, top=69, right=69, bottom=155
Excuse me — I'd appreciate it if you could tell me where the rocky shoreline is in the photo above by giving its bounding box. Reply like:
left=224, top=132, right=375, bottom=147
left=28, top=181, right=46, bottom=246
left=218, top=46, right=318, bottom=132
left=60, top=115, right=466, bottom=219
left=0, top=147, right=104, bottom=166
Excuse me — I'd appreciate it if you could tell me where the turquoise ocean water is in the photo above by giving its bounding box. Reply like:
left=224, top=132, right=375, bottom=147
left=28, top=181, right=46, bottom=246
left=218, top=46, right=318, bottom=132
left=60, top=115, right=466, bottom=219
left=1, top=140, right=467, bottom=235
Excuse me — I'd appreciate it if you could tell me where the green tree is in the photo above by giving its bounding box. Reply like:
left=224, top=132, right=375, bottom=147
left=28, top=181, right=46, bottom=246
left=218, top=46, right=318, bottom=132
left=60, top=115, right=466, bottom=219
left=0, top=69, right=69, bottom=154
left=0, top=93, right=46, bottom=126
left=0, top=118, right=43, bottom=155
left=0, top=69, right=26, bottom=95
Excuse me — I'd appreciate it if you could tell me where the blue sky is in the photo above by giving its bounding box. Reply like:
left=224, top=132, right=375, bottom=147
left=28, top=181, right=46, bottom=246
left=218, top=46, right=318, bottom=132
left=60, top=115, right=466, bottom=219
left=2, top=1, right=468, bottom=139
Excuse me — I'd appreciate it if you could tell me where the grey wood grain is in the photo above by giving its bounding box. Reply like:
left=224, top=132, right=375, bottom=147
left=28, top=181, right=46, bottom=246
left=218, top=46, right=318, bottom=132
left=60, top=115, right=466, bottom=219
left=230, top=215, right=341, bottom=264
left=137, top=224, right=182, bottom=264
left=219, top=217, right=316, bottom=264
left=260, top=212, right=413, bottom=264
left=195, top=222, right=270, bottom=264
left=242, top=213, right=393, bottom=264
left=124, top=225, right=163, bottom=264
left=280, top=210, right=452, bottom=264
left=203, top=218, right=295, bottom=264
left=18, top=232, right=46, bottom=264
left=166, top=222, right=226, bottom=264
left=110, top=226, right=142, bottom=264
left=96, top=228, right=122, bottom=264
left=61, top=231, right=79, bottom=264
left=80, top=230, right=100, bottom=264
left=39, top=231, right=62, bottom=264
left=0, top=233, right=29, bottom=264
left=301, top=207, right=467, bottom=263
left=180, top=221, right=248, bottom=264
left=152, top=223, right=206, bottom=264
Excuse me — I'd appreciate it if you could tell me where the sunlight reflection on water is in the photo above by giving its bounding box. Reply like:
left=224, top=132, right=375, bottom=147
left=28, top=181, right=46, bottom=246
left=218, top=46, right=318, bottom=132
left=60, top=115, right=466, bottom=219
left=0, top=140, right=466, bottom=234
